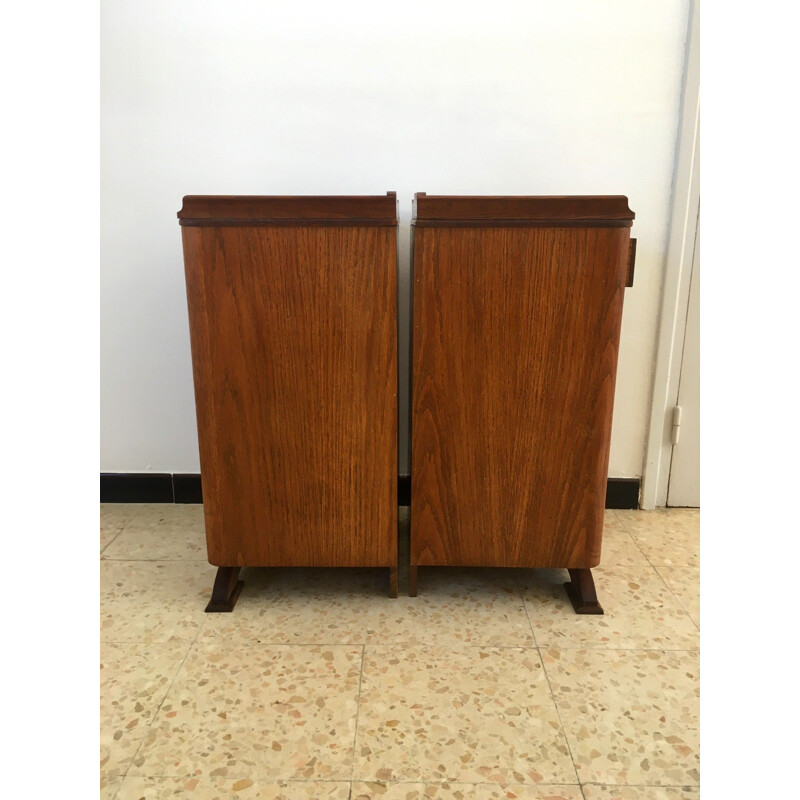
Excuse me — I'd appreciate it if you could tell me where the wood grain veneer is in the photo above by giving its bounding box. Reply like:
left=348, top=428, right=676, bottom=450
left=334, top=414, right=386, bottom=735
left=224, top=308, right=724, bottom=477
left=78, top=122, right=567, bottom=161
left=410, top=194, right=635, bottom=605
left=180, top=195, right=399, bottom=601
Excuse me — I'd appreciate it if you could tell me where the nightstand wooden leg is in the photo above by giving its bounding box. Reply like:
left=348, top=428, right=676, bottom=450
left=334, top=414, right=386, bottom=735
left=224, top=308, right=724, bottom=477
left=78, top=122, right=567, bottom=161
left=409, top=565, right=418, bottom=597
left=564, top=568, right=604, bottom=615
left=388, top=567, right=398, bottom=598
left=205, top=566, right=244, bottom=612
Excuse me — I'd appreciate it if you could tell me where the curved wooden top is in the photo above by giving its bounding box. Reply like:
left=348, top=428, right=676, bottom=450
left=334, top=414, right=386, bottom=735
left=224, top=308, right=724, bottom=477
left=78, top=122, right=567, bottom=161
left=178, top=193, right=398, bottom=226
left=413, top=194, right=634, bottom=227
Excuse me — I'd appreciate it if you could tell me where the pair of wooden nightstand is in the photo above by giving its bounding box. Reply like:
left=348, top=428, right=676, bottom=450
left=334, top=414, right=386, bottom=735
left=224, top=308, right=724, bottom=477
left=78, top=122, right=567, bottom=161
left=179, top=193, right=635, bottom=614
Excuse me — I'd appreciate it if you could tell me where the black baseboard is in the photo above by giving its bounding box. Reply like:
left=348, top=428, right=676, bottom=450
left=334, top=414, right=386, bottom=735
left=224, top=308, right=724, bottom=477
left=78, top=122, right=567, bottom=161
left=100, top=473, right=174, bottom=503
left=100, top=472, right=203, bottom=504
left=604, top=477, right=640, bottom=509
left=101, top=473, right=640, bottom=509
left=172, top=473, right=204, bottom=504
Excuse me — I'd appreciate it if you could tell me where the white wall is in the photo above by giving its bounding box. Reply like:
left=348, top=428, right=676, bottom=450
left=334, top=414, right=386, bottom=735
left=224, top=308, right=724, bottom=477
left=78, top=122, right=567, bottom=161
left=101, top=0, right=690, bottom=476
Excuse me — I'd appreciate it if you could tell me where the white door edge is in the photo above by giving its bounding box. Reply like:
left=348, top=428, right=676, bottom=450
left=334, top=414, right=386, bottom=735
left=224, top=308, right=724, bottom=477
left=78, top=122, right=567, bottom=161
left=640, top=0, right=700, bottom=509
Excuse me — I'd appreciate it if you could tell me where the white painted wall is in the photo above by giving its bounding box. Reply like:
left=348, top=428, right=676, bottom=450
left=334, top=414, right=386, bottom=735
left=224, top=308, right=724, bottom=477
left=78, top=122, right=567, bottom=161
left=101, top=0, right=690, bottom=476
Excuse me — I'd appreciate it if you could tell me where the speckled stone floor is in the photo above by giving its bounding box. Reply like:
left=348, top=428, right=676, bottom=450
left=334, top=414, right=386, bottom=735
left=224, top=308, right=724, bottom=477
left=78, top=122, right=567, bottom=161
left=101, top=505, right=699, bottom=800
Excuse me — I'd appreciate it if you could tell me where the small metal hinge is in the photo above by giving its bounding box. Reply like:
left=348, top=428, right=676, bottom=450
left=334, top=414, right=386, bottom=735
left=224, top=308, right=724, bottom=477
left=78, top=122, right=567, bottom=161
left=626, top=238, right=637, bottom=287
left=671, top=405, right=682, bottom=445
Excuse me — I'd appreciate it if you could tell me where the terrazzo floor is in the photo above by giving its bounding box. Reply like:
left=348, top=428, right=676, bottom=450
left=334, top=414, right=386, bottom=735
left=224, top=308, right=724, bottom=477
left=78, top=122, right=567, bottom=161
left=100, top=505, right=700, bottom=800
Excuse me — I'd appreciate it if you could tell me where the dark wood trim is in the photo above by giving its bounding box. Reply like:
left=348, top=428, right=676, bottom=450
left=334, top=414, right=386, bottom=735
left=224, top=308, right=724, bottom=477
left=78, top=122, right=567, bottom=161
left=413, top=193, right=634, bottom=226
left=180, top=219, right=398, bottom=227
left=100, top=473, right=639, bottom=508
left=413, top=219, right=633, bottom=228
left=398, top=474, right=411, bottom=506
left=178, top=194, right=398, bottom=226
left=626, top=238, right=637, bottom=287
left=205, top=566, right=244, bottom=612
left=564, top=568, right=604, bottom=614
left=409, top=565, right=418, bottom=597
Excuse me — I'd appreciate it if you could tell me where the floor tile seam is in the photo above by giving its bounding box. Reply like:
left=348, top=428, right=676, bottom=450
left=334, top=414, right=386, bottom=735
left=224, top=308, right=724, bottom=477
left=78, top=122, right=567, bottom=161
left=191, top=640, right=368, bottom=652
left=113, top=774, right=699, bottom=787
left=360, top=644, right=699, bottom=653
left=538, top=649, right=696, bottom=794
left=579, top=782, right=701, bottom=787
left=613, top=512, right=698, bottom=568
left=100, top=528, right=126, bottom=556
left=194, top=599, right=214, bottom=641
left=114, top=775, right=701, bottom=788
left=518, top=577, right=543, bottom=647
left=534, top=640, right=581, bottom=786
left=119, top=625, right=200, bottom=782
left=611, top=514, right=698, bottom=621
left=119, top=776, right=571, bottom=786
left=612, top=527, right=649, bottom=566
left=102, top=639, right=189, bottom=645
left=652, top=565, right=700, bottom=633
left=197, top=639, right=542, bottom=648
left=124, top=776, right=584, bottom=784
left=188, top=596, right=212, bottom=646
left=99, top=640, right=699, bottom=654
left=363, top=641, right=542, bottom=649
left=124, top=773, right=356, bottom=782
left=349, top=645, right=367, bottom=782
left=537, top=641, right=700, bottom=782
left=351, top=770, right=575, bottom=785
left=612, top=513, right=655, bottom=553
left=607, top=525, right=650, bottom=564
left=537, top=646, right=699, bottom=655
left=639, top=554, right=698, bottom=631
left=106, top=524, right=204, bottom=534
left=100, top=637, right=201, bottom=645
left=100, top=556, right=209, bottom=562
left=112, top=514, right=137, bottom=533
left=199, top=635, right=375, bottom=645
left=103, top=636, right=411, bottom=648
left=514, top=568, right=695, bottom=651
left=351, top=780, right=583, bottom=786
left=611, top=510, right=638, bottom=530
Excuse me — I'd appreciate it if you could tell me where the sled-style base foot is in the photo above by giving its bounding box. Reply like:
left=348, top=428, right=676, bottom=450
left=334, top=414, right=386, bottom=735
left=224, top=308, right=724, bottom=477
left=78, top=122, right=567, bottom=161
left=564, top=568, right=604, bottom=614
left=409, top=565, right=418, bottom=597
left=389, top=567, right=398, bottom=598
left=205, top=566, right=244, bottom=612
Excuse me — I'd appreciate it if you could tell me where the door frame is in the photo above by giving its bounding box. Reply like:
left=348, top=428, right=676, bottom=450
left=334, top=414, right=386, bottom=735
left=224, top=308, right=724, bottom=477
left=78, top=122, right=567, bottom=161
left=640, top=0, right=699, bottom=509
left=666, top=218, right=699, bottom=506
